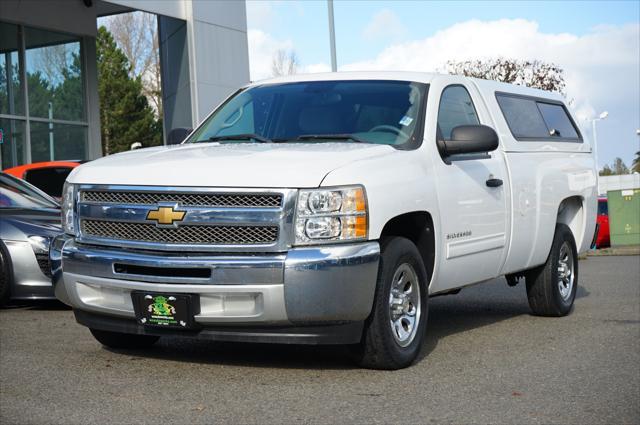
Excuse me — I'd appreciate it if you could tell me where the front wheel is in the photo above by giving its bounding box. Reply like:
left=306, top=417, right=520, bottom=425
left=90, top=328, right=160, bottom=349
left=525, top=223, right=578, bottom=316
left=351, top=237, right=429, bottom=370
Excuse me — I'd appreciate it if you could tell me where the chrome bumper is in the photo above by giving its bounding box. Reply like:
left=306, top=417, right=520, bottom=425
left=51, top=236, right=379, bottom=326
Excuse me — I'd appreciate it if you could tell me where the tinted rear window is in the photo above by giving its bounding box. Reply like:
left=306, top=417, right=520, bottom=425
left=537, top=103, right=579, bottom=139
left=496, top=93, right=580, bottom=141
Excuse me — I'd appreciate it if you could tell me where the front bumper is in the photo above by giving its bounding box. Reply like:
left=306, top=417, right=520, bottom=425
left=51, top=236, right=380, bottom=343
left=3, top=240, right=54, bottom=300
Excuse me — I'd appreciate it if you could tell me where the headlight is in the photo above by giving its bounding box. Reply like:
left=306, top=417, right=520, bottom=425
left=28, top=235, right=51, bottom=255
left=295, top=186, right=368, bottom=245
left=61, top=182, right=76, bottom=235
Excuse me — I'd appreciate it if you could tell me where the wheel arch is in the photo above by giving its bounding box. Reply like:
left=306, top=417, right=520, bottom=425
left=556, top=195, right=586, bottom=249
left=379, top=211, right=435, bottom=286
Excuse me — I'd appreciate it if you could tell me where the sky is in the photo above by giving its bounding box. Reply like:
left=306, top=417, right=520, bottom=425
left=246, top=0, right=640, bottom=169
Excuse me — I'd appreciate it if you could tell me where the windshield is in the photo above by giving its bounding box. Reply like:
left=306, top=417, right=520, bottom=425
left=188, top=80, right=427, bottom=147
left=0, top=173, right=59, bottom=209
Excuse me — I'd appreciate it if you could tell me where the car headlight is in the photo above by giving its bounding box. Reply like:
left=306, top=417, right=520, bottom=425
left=61, top=182, right=76, bottom=235
left=28, top=235, right=51, bottom=255
left=295, top=186, right=368, bottom=245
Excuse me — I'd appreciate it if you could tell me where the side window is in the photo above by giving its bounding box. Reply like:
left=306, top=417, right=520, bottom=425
left=496, top=95, right=548, bottom=138
left=437, top=85, right=480, bottom=140
left=496, top=93, right=580, bottom=141
left=537, top=102, right=578, bottom=139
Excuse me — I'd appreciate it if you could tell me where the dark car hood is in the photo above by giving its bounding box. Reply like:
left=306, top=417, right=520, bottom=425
left=0, top=208, right=62, bottom=242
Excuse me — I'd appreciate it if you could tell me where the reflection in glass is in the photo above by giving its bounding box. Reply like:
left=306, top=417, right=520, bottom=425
left=29, top=121, right=86, bottom=162
left=25, top=27, right=84, bottom=122
left=0, top=22, right=24, bottom=116
left=0, top=118, right=26, bottom=169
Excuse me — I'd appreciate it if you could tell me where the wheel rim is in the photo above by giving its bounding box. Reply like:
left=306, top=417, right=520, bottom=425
left=388, top=263, right=421, bottom=347
left=557, top=242, right=575, bottom=301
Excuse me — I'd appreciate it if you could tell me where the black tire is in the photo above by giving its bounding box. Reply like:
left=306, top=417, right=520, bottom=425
left=0, top=242, right=13, bottom=307
left=525, top=223, right=578, bottom=316
left=90, top=328, right=160, bottom=349
left=352, top=237, right=429, bottom=370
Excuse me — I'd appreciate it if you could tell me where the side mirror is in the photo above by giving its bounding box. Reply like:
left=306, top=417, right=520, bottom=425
left=439, top=125, right=499, bottom=157
left=167, top=127, right=192, bottom=145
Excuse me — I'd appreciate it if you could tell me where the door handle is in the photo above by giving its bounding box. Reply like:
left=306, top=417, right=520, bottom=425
left=486, top=178, right=503, bottom=188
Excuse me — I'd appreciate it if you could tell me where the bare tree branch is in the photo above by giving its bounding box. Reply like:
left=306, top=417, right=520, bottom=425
left=445, top=58, right=566, bottom=95
left=102, top=11, right=162, bottom=117
left=271, top=49, right=299, bottom=77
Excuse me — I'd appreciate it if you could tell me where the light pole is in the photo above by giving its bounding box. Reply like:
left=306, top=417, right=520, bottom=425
left=327, top=0, right=337, bottom=72
left=589, top=111, right=608, bottom=170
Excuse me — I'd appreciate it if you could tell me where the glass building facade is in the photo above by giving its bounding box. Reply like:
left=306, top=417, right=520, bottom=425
left=1, top=21, right=88, bottom=169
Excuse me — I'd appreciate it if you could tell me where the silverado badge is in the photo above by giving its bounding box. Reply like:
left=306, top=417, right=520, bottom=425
left=146, top=206, right=185, bottom=226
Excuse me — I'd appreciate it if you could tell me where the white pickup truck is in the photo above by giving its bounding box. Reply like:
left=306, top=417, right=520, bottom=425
left=51, top=72, right=597, bottom=369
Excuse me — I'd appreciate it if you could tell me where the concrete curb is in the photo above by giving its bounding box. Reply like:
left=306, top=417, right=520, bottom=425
left=584, top=245, right=640, bottom=257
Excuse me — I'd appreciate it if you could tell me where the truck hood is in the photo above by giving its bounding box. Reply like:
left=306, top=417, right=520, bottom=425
left=68, top=142, right=395, bottom=188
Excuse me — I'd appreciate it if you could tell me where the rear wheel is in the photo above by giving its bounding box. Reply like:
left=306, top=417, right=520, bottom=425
left=352, top=237, right=429, bottom=370
left=90, top=328, right=160, bottom=349
left=525, top=223, right=578, bottom=316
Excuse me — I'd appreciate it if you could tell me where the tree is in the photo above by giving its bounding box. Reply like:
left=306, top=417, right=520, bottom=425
left=611, top=157, right=630, bottom=175
left=102, top=12, right=162, bottom=117
left=97, top=26, right=161, bottom=155
left=445, top=58, right=566, bottom=94
left=271, top=49, right=298, bottom=77
left=633, top=151, right=640, bottom=173
left=599, top=165, right=614, bottom=177
left=599, top=157, right=630, bottom=176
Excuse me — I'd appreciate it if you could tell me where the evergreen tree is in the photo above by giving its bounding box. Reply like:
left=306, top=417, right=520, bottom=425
left=599, top=165, right=614, bottom=176
left=633, top=151, right=640, bottom=174
left=611, top=157, right=630, bottom=175
left=96, top=26, right=161, bottom=155
left=599, top=158, right=631, bottom=176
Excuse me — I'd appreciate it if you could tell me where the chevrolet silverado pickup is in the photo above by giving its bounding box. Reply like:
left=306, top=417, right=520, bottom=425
left=51, top=72, right=597, bottom=369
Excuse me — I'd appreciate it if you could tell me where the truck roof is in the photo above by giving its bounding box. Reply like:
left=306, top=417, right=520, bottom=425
left=249, top=71, right=564, bottom=102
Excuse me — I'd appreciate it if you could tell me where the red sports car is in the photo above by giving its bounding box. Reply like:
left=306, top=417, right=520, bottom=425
left=3, top=161, right=83, bottom=199
left=595, top=197, right=610, bottom=249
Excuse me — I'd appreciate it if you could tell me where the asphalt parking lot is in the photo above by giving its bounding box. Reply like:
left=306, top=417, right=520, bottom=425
left=1, top=255, right=638, bottom=424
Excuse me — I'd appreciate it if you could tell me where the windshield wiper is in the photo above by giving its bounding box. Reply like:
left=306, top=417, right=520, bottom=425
left=283, top=134, right=370, bottom=144
left=204, top=134, right=274, bottom=143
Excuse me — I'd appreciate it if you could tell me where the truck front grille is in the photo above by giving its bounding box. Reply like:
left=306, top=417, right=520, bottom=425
left=81, top=191, right=282, bottom=208
left=81, top=220, right=279, bottom=245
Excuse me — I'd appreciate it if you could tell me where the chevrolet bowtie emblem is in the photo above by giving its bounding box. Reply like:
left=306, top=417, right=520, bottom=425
left=146, top=206, right=185, bottom=225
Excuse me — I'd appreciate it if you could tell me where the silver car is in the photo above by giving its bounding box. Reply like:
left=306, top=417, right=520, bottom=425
left=1, top=173, right=62, bottom=305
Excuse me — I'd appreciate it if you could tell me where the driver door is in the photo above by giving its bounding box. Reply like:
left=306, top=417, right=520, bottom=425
left=430, top=83, right=509, bottom=292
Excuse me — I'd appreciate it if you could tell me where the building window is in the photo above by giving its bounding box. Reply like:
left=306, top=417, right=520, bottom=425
left=0, top=21, right=88, bottom=169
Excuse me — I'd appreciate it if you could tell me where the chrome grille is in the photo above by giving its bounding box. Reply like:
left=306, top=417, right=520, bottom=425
left=81, top=220, right=279, bottom=245
left=81, top=191, right=282, bottom=208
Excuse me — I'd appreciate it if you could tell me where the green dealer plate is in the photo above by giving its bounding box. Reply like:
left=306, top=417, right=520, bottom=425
left=132, top=292, right=198, bottom=329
